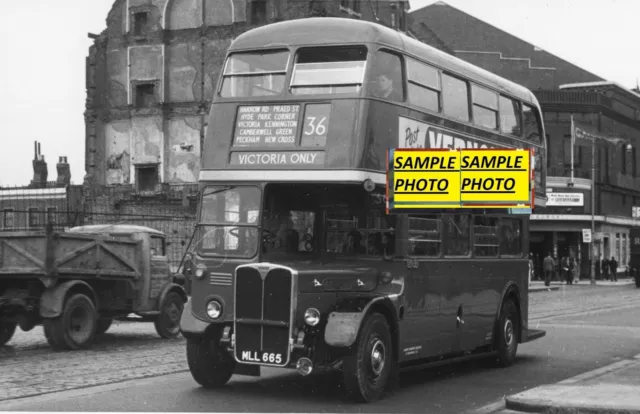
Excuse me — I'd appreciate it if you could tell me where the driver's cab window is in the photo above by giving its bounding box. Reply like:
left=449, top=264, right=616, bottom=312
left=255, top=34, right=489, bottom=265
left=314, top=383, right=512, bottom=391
left=150, top=235, right=166, bottom=257
left=262, top=184, right=316, bottom=255
left=325, top=190, right=396, bottom=257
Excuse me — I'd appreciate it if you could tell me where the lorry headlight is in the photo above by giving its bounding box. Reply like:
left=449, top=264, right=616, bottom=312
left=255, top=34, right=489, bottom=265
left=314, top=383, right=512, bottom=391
left=304, top=308, right=320, bottom=326
left=206, top=300, right=222, bottom=319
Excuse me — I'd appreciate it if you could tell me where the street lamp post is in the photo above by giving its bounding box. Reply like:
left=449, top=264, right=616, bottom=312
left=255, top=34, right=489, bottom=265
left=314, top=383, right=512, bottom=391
left=590, top=136, right=596, bottom=286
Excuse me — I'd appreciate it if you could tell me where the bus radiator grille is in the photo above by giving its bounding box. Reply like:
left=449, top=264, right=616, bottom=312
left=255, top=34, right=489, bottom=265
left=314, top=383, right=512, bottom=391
left=234, top=266, right=292, bottom=366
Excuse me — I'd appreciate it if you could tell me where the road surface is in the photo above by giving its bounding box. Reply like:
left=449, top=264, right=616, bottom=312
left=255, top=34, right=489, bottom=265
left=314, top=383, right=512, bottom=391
left=2, top=282, right=639, bottom=413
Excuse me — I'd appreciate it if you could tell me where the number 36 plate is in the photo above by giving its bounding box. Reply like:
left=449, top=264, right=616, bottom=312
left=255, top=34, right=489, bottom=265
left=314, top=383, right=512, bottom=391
left=239, top=350, right=284, bottom=365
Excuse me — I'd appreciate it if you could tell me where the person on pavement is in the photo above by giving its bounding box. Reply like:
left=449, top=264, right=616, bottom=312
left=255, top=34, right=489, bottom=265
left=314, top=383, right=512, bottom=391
left=543, top=252, right=555, bottom=287
left=609, top=256, right=618, bottom=282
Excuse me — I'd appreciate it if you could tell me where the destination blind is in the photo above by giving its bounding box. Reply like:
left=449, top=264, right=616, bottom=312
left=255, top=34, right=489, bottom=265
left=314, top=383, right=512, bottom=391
left=234, top=105, right=301, bottom=147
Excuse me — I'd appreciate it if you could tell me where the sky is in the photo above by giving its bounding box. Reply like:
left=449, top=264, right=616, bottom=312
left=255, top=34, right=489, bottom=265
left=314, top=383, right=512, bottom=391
left=0, top=0, right=638, bottom=187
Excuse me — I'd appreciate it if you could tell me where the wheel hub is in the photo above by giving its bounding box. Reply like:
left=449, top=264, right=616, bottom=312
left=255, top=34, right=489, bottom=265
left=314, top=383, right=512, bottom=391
left=504, top=319, right=514, bottom=347
left=370, top=339, right=386, bottom=376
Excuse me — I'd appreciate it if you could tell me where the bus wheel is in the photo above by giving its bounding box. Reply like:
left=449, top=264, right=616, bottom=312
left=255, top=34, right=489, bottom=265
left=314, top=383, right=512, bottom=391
left=186, top=335, right=234, bottom=388
left=342, top=313, right=393, bottom=403
left=495, top=299, right=519, bottom=367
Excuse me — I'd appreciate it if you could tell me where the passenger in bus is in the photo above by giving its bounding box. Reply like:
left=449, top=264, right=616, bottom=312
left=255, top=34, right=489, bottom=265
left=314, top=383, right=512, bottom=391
left=367, top=232, right=384, bottom=255
left=344, top=231, right=365, bottom=254
left=372, top=74, right=402, bottom=101
left=382, top=230, right=395, bottom=256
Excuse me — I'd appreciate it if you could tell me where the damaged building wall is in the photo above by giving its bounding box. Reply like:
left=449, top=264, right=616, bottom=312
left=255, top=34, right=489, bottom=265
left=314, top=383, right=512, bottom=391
left=85, top=0, right=411, bottom=190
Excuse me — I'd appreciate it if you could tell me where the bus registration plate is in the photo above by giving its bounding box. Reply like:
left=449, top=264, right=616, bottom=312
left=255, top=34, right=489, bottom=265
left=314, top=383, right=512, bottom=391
left=239, top=350, right=283, bottom=365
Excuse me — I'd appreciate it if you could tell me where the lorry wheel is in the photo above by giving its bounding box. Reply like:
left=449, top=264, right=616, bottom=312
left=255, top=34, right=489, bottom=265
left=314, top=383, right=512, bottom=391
left=154, top=291, right=184, bottom=339
left=186, top=336, right=234, bottom=388
left=0, top=321, right=17, bottom=346
left=96, top=318, right=113, bottom=335
left=43, top=293, right=98, bottom=350
left=342, top=312, right=393, bottom=403
left=495, top=299, right=519, bottom=367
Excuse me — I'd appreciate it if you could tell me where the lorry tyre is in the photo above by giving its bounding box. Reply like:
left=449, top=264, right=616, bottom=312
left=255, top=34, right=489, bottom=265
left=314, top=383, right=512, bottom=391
left=495, top=299, right=519, bottom=367
left=0, top=321, right=17, bottom=346
left=43, top=293, right=98, bottom=350
left=154, top=291, right=184, bottom=339
left=96, top=318, right=113, bottom=335
left=186, top=335, right=234, bottom=388
left=342, top=312, right=393, bottom=403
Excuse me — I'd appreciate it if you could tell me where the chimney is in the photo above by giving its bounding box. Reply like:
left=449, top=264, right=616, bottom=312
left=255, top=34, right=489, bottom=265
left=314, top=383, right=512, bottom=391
left=30, top=141, right=48, bottom=188
left=56, top=156, right=71, bottom=186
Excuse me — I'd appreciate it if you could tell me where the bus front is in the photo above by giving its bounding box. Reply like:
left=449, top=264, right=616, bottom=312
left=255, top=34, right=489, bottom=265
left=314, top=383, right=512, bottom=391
left=180, top=21, right=400, bottom=395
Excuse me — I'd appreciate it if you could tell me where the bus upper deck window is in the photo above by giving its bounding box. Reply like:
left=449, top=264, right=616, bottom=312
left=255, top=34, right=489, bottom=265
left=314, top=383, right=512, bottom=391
left=368, top=50, right=404, bottom=102
left=220, top=50, right=290, bottom=98
left=523, top=104, right=542, bottom=142
left=290, top=45, right=368, bottom=96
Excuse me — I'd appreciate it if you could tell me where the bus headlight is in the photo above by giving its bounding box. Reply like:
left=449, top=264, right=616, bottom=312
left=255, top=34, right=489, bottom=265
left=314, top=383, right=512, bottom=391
left=206, top=300, right=223, bottom=319
left=195, top=266, right=206, bottom=279
left=304, top=308, right=320, bottom=326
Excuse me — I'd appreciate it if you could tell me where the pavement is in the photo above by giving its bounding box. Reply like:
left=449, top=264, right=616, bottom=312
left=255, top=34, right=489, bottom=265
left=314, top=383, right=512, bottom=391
left=503, top=354, right=640, bottom=414
left=529, top=277, right=635, bottom=293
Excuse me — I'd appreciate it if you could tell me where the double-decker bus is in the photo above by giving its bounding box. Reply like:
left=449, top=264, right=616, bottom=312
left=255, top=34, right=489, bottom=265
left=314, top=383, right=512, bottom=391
left=179, top=17, right=547, bottom=403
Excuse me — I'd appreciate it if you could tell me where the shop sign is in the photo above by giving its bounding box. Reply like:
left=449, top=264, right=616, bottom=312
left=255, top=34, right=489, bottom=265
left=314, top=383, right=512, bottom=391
left=582, top=228, right=592, bottom=243
left=547, top=192, right=584, bottom=206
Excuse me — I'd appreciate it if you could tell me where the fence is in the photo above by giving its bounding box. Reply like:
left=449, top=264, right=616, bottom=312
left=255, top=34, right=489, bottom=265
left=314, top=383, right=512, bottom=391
left=0, top=183, right=199, bottom=272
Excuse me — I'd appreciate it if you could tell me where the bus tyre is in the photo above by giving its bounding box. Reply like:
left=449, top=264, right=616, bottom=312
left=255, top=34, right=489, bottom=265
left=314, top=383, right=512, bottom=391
left=154, top=292, right=185, bottom=339
left=0, top=321, right=17, bottom=346
left=342, top=313, right=393, bottom=403
left=495, top=299, right=519, bottom=367
left=186, top=336, right=234, bottom=388
left=43, top=293, right=98, bottom=351
left=96, top=318, right=113, bottom=335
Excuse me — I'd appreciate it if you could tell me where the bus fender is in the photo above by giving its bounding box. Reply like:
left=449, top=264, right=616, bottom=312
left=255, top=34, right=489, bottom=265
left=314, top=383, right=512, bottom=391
left=324, top=296, right=397, bottom=348
left=179, top=298, right=210, bottom=339
left=494, top=281, right=522, bottom=339
left=40, top=280, right=97, bottom=319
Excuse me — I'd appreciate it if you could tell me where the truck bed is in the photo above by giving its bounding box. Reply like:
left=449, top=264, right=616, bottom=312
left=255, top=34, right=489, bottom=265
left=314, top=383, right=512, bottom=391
left=0, top=228, right=141, bottom=280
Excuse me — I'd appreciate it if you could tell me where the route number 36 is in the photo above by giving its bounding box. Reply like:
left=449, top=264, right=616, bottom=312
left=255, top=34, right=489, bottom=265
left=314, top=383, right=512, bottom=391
left=263, top=352, right=282, bottom=364
left=304, top=116, right=327, bottom=136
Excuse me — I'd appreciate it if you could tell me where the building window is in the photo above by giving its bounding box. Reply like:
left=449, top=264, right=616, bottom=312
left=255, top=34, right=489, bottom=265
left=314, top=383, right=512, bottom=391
left=2, top=209, right=14, bottom=229
left=47, top=207, right=57, bottom=226
left=133, top=12, right=150, bottom=36
left=352, top=0, right=361, bottom=13
left=622, top=145, right=627, bottom=175
left=136, top=165, right=159, bottom=192
left=135, top=83, right=156, bottom=108
left=251, top=0, right=267, bottom=24
left=28, top=208, right=40, bottom=228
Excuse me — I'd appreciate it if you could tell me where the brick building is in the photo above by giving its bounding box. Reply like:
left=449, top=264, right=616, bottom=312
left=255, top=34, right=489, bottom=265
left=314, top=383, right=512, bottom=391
left=0, top=142, right=83, bottom=232
left=411, top=1, right=640, bottom=277
left=84, top=0, right=411, bottom=191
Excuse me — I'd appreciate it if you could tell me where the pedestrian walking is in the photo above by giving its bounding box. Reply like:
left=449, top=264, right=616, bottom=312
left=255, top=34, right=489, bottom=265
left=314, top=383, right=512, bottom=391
left=543, top=252, right=555, bottom=287
left=572, top=257, right=580, bottom=283
left=562, top=256, right=571, bottom=285
left=609, top=256, right=618, bottom=282
left=602, top=257, right=610, bottom=281
left=528, top=254, right=534, bottom=287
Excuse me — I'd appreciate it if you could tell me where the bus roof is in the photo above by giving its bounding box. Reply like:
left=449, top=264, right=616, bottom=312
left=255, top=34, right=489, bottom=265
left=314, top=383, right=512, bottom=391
left=228, top=18, right=538, bottom=105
